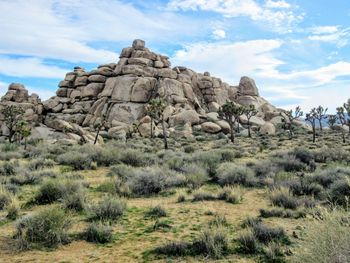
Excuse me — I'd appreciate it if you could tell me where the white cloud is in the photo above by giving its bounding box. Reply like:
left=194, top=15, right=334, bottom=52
left=212, top=29, right=226, bottom=39
left=265, top=0, right=291, bottom=9
left=308, top=26, right=350, bottom=47
left=168, top=0, right=302, bottom=33
left=172, top=40, right=284, bottom=84
left=0, top=0, right=205, bottom=64
left=0, top=56, right=68, bottom=78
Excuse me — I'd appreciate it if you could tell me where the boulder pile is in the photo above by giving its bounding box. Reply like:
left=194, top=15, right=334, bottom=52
left=0, top=39, right=282, bottom=143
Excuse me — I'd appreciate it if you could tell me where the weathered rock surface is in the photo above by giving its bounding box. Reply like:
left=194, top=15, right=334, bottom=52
left=0, top=39, right=285, bottom=141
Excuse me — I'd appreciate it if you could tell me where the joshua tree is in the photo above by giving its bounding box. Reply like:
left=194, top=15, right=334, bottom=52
left=305, top=108, right=317, bottom=143
left=0, top=105, right=25, bottom=143
left=338, top=99, right=350, bottom=137
left=315, top=105, right=328, bottom=131
left=93, top=121, right=103, bottom=145
left=327, top=114, right=337, bottom=129
left=146, top=98, right=168, bottom=149
left=218, top=101, right=243, bottom=143
left=242, top=104, right=258, bottom=138
left=281, top=106, right=303, bottom=139
left=17, top=120, right=31, bottom=149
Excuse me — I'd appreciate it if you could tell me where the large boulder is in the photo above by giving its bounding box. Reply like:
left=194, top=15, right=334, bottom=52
left=238, top=76, right=259, bottom=96
left=260, top=122, right=276, bottom=135
left=170, top=110, right=200, bottom=126
left=201, top=122, right=221, bottom=133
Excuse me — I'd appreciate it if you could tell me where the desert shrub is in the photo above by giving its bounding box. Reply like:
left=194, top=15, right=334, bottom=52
left=1, top=142, right=19, bottom=152
left=34, top=180, right=84, bottom=205
left=217, top=149, right=238, bottom=162
left=328, top=179, right=350, bottom=206
left=259, top=208, right=285, bottom=218
left=90, top=197, right=126, bottom=221
left=293, top=147, right=314, bottom=165
left=209, top=215, right=229, bottom=228
left=0, top=187, right=12, bottom=210
left=192, top=228, right=229, bottom=258
left=313, top=146, right=350, bottom=163
left=177, top=194, right=186, bottom=202
left=6, top=198, right=20, bottom=220
left=270, top=187, right=300, bottom=209
left=57, top=152, right=92, bottom=170
left=263, top=242, right=285, bottom=263
left=252, top=223, right=288, bottom=244
left=184, top=145, right=195, bottom=153
left=144, top=205, right=167, bottom=219
left=241, top=216, right=262, bottom=228
left=154, top=241, right=190, bottom=256
left=237, top=231, right=260, bottom=254
left=166, top=155, right=187, bottom=172
left=15, top=206, right=71, bottom=249
left=126, top=167, right=168, bottom=196
left=217, top=163, right=255, bottom=186
left=28, top=158, right=55, bottom=170
left=10, top=171, right=42, bottom=185
left=192, top=191, right=216, bottom=201
left=0, top=161, right=16, bottom=176
left=217, top=186, right=244, bottom=204
left=182, top=163, right=209, bottom=189
left=107, top=164, right=134, bottom=180
left=311, top=167, right=350, bottom=188
left=62, top=192, right=86, bottom=212
left=83, top=222, right=113, bottom=244
left=119, top=149, right=155, bottom=167
left=192, top=151, right=222, bottom=179
left=250, top=160, right=280, bottom=178
left=275, top=155, right=306, bottom=172
left=292, top=208, right=350, bottom=263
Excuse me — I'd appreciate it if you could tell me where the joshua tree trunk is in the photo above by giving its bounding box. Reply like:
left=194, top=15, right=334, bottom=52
left=24, top=138, right=27, bottom=150
left=150, top=117, right=153, bottom=139
left=319, top=120, right=323, bottom=131
left=94, top=127, right=100, bottom=145
left=248, top=120, right=251, bottom=138
left=229, top=120, right=235, bottom=143
left=312, top=126, right=316, bottom=143
left=161, top=120, right=168, bottom=150
left=342, top=130, right=346, bottom=143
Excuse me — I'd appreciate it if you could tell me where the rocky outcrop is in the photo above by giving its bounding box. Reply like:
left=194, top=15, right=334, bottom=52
left=0, top=39, right=283, bottom=141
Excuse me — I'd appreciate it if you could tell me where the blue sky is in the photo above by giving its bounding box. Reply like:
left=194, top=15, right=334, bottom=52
left=0, top=0, right=350, bottom=112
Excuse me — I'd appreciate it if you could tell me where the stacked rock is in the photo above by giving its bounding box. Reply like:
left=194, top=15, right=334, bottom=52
left=8, top=39, right=281, bottom=139
left=0, top=83, right=43, bottom=136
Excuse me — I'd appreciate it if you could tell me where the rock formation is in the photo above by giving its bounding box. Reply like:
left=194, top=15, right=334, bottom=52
left=0, top=39, right=282, bottom=143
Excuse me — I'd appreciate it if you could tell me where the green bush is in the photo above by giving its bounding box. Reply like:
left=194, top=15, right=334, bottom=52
left=34, top=180, right=84, bottom=205
left=252, top=223, right=288, bottom=244
left=237, top=231, right=260, bottom=254
left=154, top=241, right=190, bottom=256
left=192, top=228, right=229, bottom=259
left=119, top=149, right=155, bottom=167
left=15, top=206, right=71, bottom=249
left=217, top=186, right=244, bottom=204
left=328, top=179, right=350, bottom=206
left=84, top=222, right=113, bottom=244
left=127, top=167, right=167, bottom=196
left=292, top=209, right=350, bottom=263
left=217, top=163, right=255, bottom=186
left=192, top=191, right=216, bottom=201
left=183, top=163, right=209, bottom=189
left=144, top=205, right=167, bottom=219
left=270, top=187, right=300, bottom=210
left=0, top=161, right=16, bottom=176
left=0, top=188, right=12, bottom=210
left=57, top=152, right=92, bottom=170
left=91, top=197, right=126, bottom=221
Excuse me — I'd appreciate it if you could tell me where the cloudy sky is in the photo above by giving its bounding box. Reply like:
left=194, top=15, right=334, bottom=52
left=0, top=0, right=349, bottom=112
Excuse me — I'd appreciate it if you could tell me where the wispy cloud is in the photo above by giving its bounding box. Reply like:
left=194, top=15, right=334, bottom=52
left=168, top=0, right=303, bottom=33
left=0, top=56, right=68, bottom=78
left=308, top=25, right=350, bottom=47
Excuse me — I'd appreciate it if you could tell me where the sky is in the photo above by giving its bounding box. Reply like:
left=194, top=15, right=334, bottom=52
left=0, top=0, right=350, bottom=112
